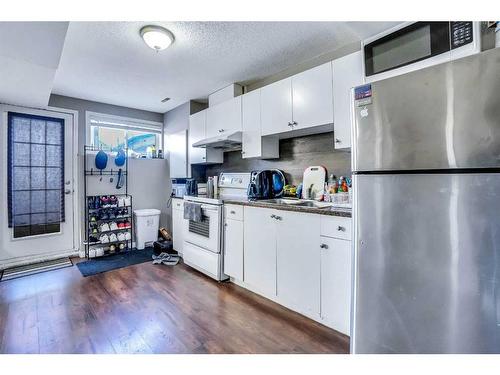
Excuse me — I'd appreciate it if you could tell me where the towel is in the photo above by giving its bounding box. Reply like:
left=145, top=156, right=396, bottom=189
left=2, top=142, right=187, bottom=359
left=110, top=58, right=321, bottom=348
left=184, top=201, right=203, bottom=222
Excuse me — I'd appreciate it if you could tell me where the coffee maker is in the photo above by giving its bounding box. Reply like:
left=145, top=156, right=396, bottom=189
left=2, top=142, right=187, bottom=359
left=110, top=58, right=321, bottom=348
left=247, top=169, right=286, bottom=200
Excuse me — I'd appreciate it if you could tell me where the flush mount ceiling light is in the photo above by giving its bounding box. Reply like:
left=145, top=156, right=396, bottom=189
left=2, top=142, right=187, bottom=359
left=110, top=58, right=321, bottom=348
left=140, top=25, right=174, bottom=52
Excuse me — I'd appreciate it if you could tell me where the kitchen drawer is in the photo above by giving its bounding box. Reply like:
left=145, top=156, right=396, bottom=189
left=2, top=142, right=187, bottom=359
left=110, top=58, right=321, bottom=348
left=172, top=198, right=184, bottom=211
left=320, top=216, right=352, bottom=240
left=224, top=204, right=244, bottom=221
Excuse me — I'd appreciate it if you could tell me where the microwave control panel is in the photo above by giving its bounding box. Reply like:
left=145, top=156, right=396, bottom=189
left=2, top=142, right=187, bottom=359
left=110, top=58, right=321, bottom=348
left=451, top=21, right=473, bottom=49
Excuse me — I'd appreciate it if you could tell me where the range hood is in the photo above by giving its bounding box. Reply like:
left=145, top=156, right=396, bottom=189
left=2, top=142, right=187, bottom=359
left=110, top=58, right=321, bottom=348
left=192, top=131, right=242, bottom=150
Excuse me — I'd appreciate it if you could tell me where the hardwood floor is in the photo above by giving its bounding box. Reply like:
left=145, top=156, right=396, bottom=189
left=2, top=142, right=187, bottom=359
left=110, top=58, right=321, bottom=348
left=0, top=259, right=349, bottom=354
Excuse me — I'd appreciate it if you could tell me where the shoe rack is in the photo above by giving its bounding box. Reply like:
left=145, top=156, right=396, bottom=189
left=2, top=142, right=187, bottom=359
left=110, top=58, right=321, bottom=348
left=83, top=145, right=134, bottom=259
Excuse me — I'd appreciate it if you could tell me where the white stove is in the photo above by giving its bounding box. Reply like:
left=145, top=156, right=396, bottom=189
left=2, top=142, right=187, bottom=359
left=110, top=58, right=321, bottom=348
left=182, top=173, right=250, bottom=281
left=183, top=172, right=251, bottom=204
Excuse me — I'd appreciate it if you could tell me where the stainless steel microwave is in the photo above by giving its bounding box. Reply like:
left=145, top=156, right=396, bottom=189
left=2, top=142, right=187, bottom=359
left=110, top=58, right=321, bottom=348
left=362, top=21, right=481, bottom=82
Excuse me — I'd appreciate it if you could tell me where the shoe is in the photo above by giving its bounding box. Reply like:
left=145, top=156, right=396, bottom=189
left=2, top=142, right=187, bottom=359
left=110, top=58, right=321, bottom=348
left=109, top=244, right=116, bottom=253
left=109, top=222, right=118, bottom=231
left=100, top=196, right=110, bottom=208
left=124, top=196, right=131, bottom=207
left=96, top=247, right=105, bottom=257
left=90, top=215, right=97, bottom=222
left=118, top=243, right=126, bottom=250
left=109, top=233, right=118, bottom=242
left=117, top=232, right=126, bottom=241
left=99, top=234, right=110, bottom=243
left=123, top=220, right=131, bottom=229
left=108, top=210, right=116, bottom=219
left=124, top=232, right=131, bottom=241
left=118, top=196, right=125, bottom=207
left=89, top=249, right=97, bottom=258
left=99, top=223, right=110, bottom=232
left=109, top=195, right=118, bottom=207
left=117, top=221, right=125, bottom=229
left=88, top=235, right=99, bottom=244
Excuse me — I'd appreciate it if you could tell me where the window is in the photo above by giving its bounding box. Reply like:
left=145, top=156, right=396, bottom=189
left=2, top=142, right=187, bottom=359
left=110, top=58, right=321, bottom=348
left=86, top=112, right=163, bottom=157
left=8, top=112, right=65, bottom=238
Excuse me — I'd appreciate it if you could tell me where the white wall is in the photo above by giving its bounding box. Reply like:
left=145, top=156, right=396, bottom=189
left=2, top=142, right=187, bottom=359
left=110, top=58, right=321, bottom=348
left=48, top=95, right=169, bottom=249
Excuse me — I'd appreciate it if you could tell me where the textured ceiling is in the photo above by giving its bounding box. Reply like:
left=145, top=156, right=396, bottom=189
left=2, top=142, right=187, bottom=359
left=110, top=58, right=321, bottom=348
left=0, top=22, right=68, bottom=108
left=52, top=21, right=400, bottom=113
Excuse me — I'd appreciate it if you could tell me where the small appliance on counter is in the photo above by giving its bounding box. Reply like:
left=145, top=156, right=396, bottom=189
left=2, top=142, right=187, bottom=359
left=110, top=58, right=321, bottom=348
left=247, top=169, right=286, bottom=200
left=171, top=178, right=187, bottom=198
left=185, top=178, right=198, bottom=196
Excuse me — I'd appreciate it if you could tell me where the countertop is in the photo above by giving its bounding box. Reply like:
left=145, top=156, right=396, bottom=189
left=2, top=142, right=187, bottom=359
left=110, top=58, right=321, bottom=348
left=223, top=199, right=352, bottom=218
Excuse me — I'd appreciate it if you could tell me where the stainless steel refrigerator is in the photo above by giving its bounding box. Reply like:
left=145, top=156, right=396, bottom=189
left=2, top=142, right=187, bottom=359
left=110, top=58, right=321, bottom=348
left=351, top=47, right=500, bottom=353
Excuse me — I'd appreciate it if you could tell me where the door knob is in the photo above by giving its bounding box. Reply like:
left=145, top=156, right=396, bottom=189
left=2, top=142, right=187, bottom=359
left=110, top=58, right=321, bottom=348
left=64, top=189, right=72, bottom=195
left=337, top=225, right=345, bottom=231
left=65, top=180, right=71, bottom=185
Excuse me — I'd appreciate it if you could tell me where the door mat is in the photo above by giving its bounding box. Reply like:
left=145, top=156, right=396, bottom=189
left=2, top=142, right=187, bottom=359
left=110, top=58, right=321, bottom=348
left=0, top=257, right=73, bottom=282
left=76, top=248, right=153, bottom=277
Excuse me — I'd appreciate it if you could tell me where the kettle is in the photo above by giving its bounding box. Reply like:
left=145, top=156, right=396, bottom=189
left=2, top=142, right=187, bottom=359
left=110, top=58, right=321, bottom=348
left=185, top=179, right=198, bottom=196
left=247, top=169, right=286, bottom=200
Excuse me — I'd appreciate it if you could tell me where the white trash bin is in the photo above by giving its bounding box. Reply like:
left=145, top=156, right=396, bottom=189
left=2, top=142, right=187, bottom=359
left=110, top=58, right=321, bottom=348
left=134, top=209, right=161, bottom=250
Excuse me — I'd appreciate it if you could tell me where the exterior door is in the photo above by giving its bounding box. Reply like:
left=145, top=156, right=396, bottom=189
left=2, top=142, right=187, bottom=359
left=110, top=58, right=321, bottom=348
left=0, top=105, right=76, bottom=266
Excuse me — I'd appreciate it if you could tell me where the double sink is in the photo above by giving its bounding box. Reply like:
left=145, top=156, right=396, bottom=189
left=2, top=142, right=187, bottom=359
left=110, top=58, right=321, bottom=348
left=259, top=198, right=335, bottom=209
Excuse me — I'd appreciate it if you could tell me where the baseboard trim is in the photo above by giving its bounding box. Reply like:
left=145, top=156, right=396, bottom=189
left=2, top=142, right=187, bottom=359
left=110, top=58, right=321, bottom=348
left=231, top=277, right=343, bottom=334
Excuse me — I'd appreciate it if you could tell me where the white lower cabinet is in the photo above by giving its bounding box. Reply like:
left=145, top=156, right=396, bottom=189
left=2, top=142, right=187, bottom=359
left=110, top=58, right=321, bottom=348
left=224, top=209, right=244, bottom=280
left=276, top=210, right=321, bottom=317
left=320, top=236, right=352, bottom=336
left=172, top=198, right=185, bottom=255
left=243, top=206, right=277, bottom=296
left=240, top=205, right=352, bottom=336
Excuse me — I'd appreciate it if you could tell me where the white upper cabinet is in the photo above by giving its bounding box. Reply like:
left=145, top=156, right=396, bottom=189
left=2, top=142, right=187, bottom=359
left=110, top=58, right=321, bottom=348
left=332, top=51, right=363, bottom=149
left=241, top=89, right=279, bottom=159
left=188, top=110, right=223, bottom=165
left=261, top=77, right=293, bottom=136
left=261, top=63, right=334, bottom=137
left=206, top=96, right=242, bottom=139
left=291, top=62, right=334, bottom=131
left=188, top=110, right=207, bottom=164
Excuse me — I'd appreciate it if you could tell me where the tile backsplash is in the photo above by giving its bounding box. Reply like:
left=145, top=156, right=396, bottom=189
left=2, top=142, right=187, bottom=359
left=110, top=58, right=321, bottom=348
left=203, top=132, right=351, bottom=186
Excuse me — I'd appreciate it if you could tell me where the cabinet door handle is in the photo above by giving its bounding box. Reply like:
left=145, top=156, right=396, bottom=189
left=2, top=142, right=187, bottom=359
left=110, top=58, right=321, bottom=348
left=219, top=129, right=225, bottom=133
left=287, top=122, right=293, bottom=127
left=337, top=225, right=345, bottom=232
left=275, top=215, right=282, bottom=221
left=230, top=210, right=236, bottom=214
left=202, top=156, right=206, bottom=160
left=335, top=138, right=341, bottom=143
left=292, top=121, right=298, bottom=126
left=270, top=214, right=276, bottom=219
left=320, top=244, right=329, bottom=249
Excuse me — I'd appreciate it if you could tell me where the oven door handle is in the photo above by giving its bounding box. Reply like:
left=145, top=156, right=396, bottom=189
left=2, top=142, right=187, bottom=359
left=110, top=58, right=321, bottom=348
left=200, top=204, right=219, bottom=212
